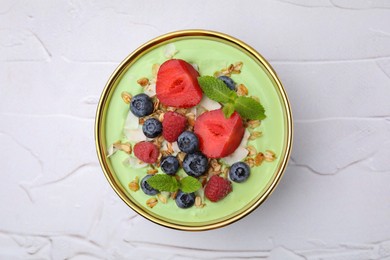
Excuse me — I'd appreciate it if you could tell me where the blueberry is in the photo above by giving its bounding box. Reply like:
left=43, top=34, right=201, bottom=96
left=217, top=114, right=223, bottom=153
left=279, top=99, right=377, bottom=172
left=218, top=76, right=236, bottom=91
left=142, top=118, right=162, bottom=138
left=160, top=156, right=179, bottom=175
left=177, top=131, right=199, bottom=154
left=182, top=152, right=208, bottom=177
left=130, top=93, right=154, bottom=117
left=140, top=174, right=159, bottom=195
left=229, top=162, right=250, bottom=183
left=175, top=190, right=195, bottom=208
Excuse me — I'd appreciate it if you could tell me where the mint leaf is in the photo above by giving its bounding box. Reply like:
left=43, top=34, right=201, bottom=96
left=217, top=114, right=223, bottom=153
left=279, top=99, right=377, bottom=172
left=146, top=174, right=179, bottom=192
left=234, top=96, right=266, bottom=120
left=198, top=75, right=266, bottom=120
left=180, top=176, right=202, bottom=193
left=198, top=76, right=237, bottom=103
left=222, top=103, right=235, bottom=118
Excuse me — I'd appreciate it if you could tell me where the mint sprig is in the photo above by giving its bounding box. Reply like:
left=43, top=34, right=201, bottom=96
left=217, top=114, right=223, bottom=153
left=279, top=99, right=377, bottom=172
left=222, top=102, right=235, bottom=118
left=146, top=174, right=179, bottom=192
left=197, top=76, right=266, bottom=120
left=180, top=176, right=202, bottom=193
left=197, top=76, right=237, bottom=103
left=234, top=96, right=266, bottom=120
left=146, top=174, right=201, bottom=193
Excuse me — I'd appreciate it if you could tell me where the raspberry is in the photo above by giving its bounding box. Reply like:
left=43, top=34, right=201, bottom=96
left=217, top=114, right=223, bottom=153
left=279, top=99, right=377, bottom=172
left=162, top=111, right=187, bottom=142
left=133, top=141, right=159, bottom=164
left=204, top=175, right=232, bottom=202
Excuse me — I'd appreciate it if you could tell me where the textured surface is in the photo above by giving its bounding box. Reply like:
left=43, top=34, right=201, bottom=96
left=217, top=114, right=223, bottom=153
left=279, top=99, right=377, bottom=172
left=1, top=0, right=389, bottom=259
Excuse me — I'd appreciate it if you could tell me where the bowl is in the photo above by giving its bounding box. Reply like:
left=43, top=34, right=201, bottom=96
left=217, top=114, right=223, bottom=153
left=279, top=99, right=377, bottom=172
left=95, top=30, right=293, bottom=231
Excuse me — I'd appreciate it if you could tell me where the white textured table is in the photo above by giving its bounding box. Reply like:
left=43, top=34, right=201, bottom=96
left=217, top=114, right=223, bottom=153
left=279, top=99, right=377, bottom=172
left=1, top=1, right=390, bottom=259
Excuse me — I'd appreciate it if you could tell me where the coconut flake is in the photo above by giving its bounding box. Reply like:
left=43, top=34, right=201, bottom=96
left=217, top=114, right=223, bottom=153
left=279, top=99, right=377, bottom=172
left=158, top=191, right=170, bottom=204
left=195, top=106, right=207, bottom=117
left=199, top=96, right=221, bottom=111
left=221, top=147, right=249, bottom=166
left=151, top=64, right=160, bottom=79
left=160, top=141, right=170, bottom=153
left=189, top=106, right=197, bottom=116
left=241, top=129, right=251, bottom=147
left=172, top=141, right=180, bottom=155
left=191, top=63, right=199, bottom=72
left=221, top=129, right=251, bottom=165
left=123, top=156, right=147, bottom=168
left=107, top=143, right=119, bottom=157
left=124, top=126, right=146, bottom=142
left=189, top=106, right=199, bottom=119
left=195, top=188, right=204, bottom=200
left=124, top=110, right=139, bottom=130
left=160, top=141, right=180, bottom=156
left=144, top=83, right=156, bottom=97
left=164, top=43, right=178, bottom=59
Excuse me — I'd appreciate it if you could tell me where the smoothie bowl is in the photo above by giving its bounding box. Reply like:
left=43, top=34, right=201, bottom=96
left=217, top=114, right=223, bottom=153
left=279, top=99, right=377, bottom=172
left=95, top=30, right=292, bottom=231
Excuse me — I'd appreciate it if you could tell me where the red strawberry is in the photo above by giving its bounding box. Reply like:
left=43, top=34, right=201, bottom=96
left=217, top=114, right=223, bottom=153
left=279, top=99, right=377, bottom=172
left=162, top=111, right=187, bottom=142
left=156, top=59, right=202, bottom=108
left=133, top=141, right=159, bottom=164
left=194, top=109, right=245, bottom=158
left=204, top=175, right=232, bottom=202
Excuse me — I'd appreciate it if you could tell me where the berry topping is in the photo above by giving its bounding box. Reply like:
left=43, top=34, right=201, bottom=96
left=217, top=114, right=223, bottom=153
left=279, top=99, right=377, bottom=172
left=182, top=152, right=208, bottom=177
left=160, top=156, right=179, bottom=175
left=141, top=175, right=159, bottom=195
left=218, top=75, right=236, bottom=91
left=229, top=162, right=250, bottom=183
left=204, top=175, right=232, bottom=202
left=133, top=141, right=159, bottom=164
left=162, top=111, right=187, bottom=142
left=177, top=131, right=199, bottom=154
left=175, top=190, right=195, bottom=208
left=194, top=109, right=245, bottom=158
left=156, top=59, right=203, bottom=108
left=130, top=93, right=154, bottom=117
left=142, top=118, right=162, bottom=138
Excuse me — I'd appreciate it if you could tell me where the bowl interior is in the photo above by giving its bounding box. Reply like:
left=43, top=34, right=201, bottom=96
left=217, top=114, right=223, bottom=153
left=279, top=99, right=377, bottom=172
left=95, top=31, right=292, bottom=231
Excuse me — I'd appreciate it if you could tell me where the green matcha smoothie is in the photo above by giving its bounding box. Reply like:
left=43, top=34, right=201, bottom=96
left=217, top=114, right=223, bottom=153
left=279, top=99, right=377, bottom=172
left=103, top=36, right=289, bottom=227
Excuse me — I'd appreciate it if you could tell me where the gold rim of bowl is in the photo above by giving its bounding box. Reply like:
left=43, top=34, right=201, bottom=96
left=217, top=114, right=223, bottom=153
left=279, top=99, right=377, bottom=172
left=95, top=29, right=293, bottom=231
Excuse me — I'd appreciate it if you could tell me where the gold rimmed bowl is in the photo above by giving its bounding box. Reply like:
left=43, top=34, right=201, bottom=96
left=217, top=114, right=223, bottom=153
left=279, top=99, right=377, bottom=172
left=95, top=30, right=292, bottom=231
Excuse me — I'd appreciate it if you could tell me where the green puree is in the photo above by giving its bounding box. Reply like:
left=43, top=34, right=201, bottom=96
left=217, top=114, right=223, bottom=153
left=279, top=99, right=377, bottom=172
left=104, top=37, right=287, bottom=226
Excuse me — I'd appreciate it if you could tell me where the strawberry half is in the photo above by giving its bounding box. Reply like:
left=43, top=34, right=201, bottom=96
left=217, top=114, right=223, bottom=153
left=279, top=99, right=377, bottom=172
left=156, top=59, right=202, bottom=108
left=194, top=109, right=245, bottom=158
